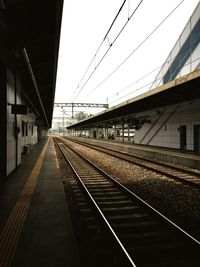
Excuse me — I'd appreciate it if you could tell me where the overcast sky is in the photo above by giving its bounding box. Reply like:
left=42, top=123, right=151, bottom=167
left=54, top=0, right=199, bottom=118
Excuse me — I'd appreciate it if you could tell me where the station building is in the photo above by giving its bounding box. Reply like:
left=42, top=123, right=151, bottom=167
left=0, top=0, right=63, bottom=179
left=67, top=1, right=200, bottom=155
left=0, top=2, right=199, bottom=266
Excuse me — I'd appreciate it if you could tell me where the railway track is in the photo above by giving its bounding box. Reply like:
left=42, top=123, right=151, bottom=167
left=64, top=137, right=200, bottom=188
left=55, top=137, right=200, bottom=267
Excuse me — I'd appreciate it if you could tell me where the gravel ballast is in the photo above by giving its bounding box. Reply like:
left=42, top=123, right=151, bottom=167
left=68, top=140, right=200, bottom=240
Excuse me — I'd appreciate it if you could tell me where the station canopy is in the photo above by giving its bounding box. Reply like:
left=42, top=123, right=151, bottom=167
left=0, top=0, right=63, bottom=128
left=67, top=70, right=200, bottom=129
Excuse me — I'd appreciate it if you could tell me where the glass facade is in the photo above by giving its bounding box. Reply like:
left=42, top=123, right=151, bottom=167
left=151, top=1, right=200, bottom=88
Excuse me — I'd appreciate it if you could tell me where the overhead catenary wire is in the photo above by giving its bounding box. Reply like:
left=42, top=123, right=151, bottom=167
left=70, top=0, right=127, bottom=102
left=110, top=59, right=200, bottom=106
left=71, top=0, right=144, bottom=103
left=108, top=24, right=200, bottom=105
left=110, top=80, right=155, bottom=105
left=108, top=64, right=163, bottom=100
left=107, top=43, right=192, bottom=101
left=81, top=0, right=185, bottom=101
left=72, top=0, right=144, bottom=102
left=109, top=56, right=200, bottom=107
left=103, top=0, right=127, bottom=40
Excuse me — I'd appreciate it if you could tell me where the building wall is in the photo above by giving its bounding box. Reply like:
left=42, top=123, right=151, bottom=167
left=6, top=67, right=38, bottom=175
left=0, top=63, right=7, bottom=179
left=20, top=109, right=38, bottom=153
left=134, top=98, right=200, bottom=150
left=152, top=1, right=200, bottom=88
left=7, top=68, right=21, bottom=175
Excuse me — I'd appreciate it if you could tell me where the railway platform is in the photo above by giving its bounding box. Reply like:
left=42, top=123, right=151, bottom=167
left=69, top=136, right=200, bottom=170
left=0, top=137, right=80, bottom=267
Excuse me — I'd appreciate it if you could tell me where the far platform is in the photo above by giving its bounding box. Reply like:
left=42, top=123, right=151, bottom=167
left=68, top=136, right=200, bottom=171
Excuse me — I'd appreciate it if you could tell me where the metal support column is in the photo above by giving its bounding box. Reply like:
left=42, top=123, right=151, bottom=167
left=14, top=69, right=18, bottom=169
left=122, top=120, right=124, bottom=143
left=72, top=103, right=74, bottom=118
left=128, top=125, right=130, bottom=141
left=0, top=63, right=7, bottom=179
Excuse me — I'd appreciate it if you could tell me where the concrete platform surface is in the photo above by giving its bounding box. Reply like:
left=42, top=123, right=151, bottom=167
left=70, top=136, right=200, bottom=170
left=0, top=137, right=80, bottom=267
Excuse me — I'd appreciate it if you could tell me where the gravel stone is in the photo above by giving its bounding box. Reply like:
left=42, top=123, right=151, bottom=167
left=68, top=140, right=200, bottom=239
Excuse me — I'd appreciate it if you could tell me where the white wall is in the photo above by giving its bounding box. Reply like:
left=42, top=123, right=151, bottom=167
left=7, top=68, right=20, bottom=175
left=6, top=68, right=38, bottom=175
left=134, top=98, right=200, bottom=150
left=20, top=110, right=38, bottom=154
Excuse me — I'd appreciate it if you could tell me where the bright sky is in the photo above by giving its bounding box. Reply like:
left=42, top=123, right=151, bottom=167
left=54, top=0, right=199, bottom=118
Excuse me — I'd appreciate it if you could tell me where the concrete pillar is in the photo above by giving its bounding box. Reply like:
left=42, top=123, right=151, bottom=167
left=0, top=63, right=7, bottom=179
left=97, top=124, right=99, bottom=138
left=122, top=120, right=124, bottom=143
left=106, top=125, right=108, bottom=139
left=114, top=124, right=116, bottom=139
left=104, top=125, right=107, bottom=139
left=128, top=125, right=130, bottom=141
left=89, top=128, right=92, bottom=138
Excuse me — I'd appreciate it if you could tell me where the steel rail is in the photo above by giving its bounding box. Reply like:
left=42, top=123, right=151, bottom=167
left=65, top=137, right=200, bottom=188
left=58, top=136, right=200, bottom=246
left=55, top=139, right=137, bottom=267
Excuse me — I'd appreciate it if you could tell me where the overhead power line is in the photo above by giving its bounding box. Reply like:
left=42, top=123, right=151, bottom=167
left=71, top=0, right=144, bottom=103
left=81, top=0, right=185, bottom=100
left=108, top=64, right=163, bottom=100
left=107, top=44, right=192, bottom=102
left=103, top=0, right=127, bottom=40
left=70, top=0, right=127, bottom=102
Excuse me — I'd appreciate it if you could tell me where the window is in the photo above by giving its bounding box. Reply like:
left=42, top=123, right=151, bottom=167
left=22, top=121, right=28, bottom=136
left=22, top=121, right=25, bottom=137
left=25, top=122, right=28, bottom=136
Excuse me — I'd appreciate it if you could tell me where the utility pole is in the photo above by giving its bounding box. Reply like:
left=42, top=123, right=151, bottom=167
left=61, top=109, right=66, bottom=135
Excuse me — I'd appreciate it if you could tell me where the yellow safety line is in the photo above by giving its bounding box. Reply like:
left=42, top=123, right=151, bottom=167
left=0, top=137, right=50, bottom=267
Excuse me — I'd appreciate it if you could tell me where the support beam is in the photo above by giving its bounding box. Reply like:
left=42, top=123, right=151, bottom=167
left=122, top=120, right=124, bottom=143
left=23, top=48, right=50, bottom=128
left=54, top=103, right=109, bottom=108
left=0, top=63, right=7, bottom=179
